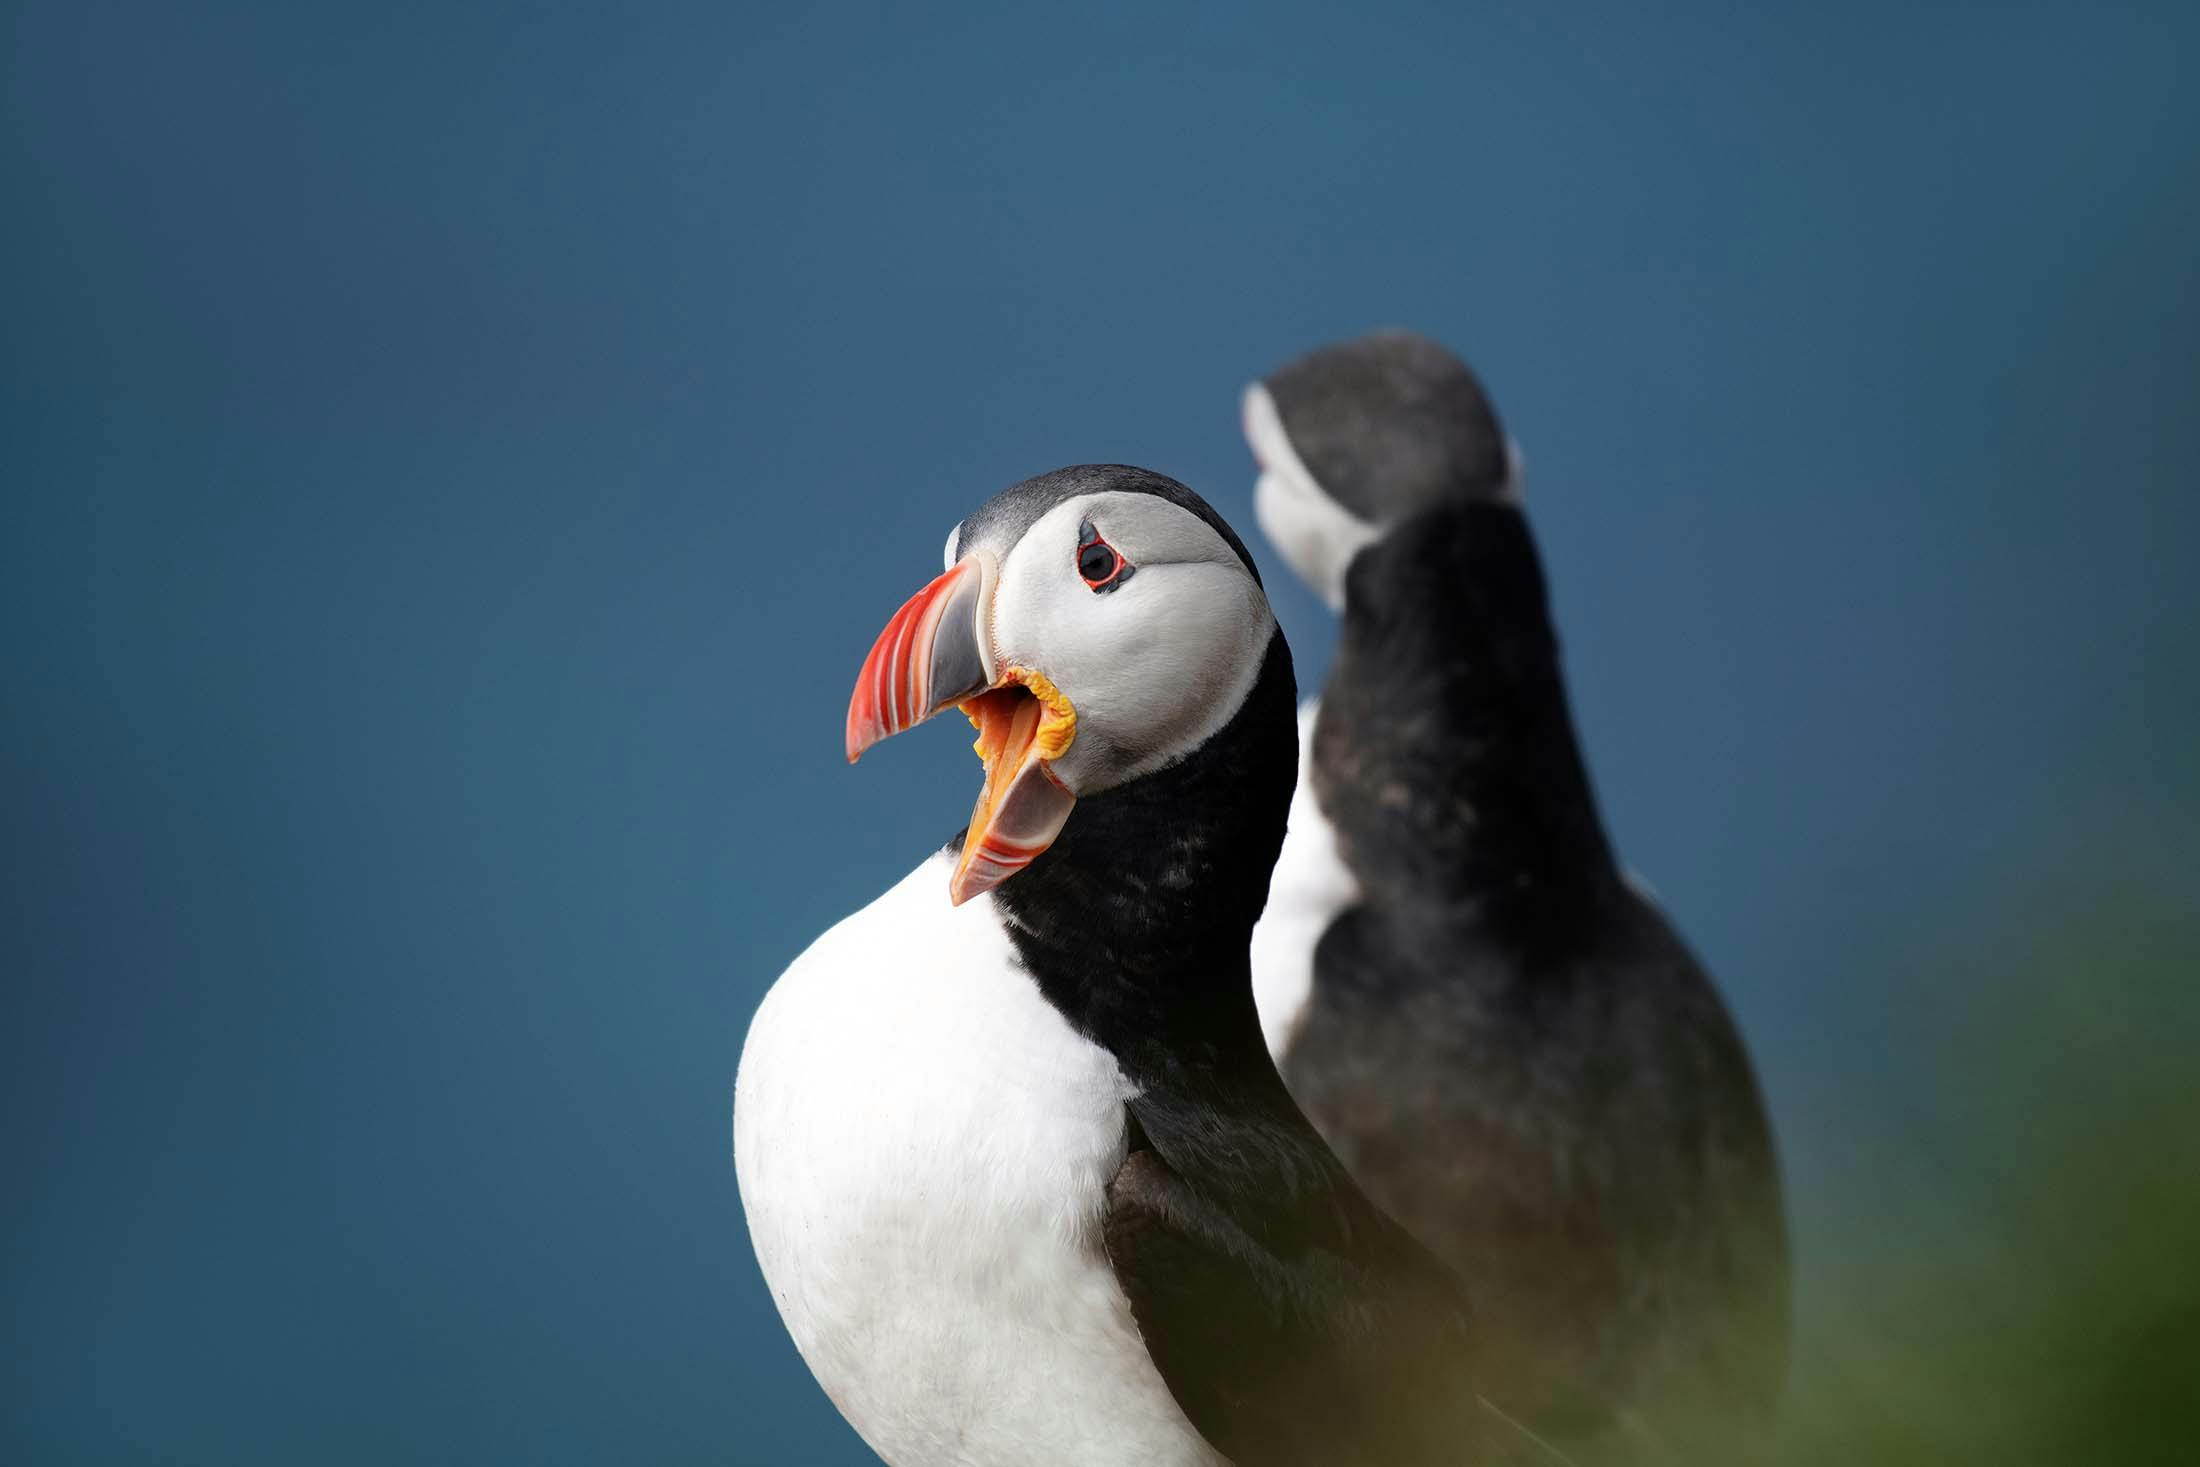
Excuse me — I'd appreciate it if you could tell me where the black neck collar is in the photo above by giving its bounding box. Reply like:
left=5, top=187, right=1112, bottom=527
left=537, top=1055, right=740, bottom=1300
left=976, top=630, right=1298, bottom=1091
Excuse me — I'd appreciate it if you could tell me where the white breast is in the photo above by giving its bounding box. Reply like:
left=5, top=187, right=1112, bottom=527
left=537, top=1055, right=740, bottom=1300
left=734, top=853, right=1224, bottom=1467
left=1249, top=700, right=1361, bottom=1062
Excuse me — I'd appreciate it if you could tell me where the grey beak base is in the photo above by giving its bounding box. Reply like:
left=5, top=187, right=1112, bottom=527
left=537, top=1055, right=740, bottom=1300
left=926, top=569, right=993, bottom=713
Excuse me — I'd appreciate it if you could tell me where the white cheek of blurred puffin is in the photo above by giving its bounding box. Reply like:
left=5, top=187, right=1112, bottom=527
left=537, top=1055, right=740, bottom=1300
left=1242, top=382, right=1379, bottom=614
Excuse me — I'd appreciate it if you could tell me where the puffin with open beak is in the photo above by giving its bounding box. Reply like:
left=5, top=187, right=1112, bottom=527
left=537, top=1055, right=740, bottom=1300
left=736, top=465, right=1499, bottom=1467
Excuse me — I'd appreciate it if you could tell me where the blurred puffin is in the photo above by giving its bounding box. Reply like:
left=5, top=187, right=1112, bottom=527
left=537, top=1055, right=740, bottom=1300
left=1243, top=332, right=1790, bottom=1461
left=735, top=466, right=1514, bottom=1467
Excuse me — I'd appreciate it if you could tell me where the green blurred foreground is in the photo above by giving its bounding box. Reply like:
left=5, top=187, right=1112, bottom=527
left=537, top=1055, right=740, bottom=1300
left=1778, top=883, right=2199, bottom=1465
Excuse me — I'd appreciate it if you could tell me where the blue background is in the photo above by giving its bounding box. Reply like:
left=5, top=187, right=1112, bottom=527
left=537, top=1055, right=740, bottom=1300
left=6, top=3, right=2197, bottom=1462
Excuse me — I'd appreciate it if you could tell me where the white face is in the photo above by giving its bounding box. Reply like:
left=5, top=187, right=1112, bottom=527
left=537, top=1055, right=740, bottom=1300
left=962, top=491, right=1275, bottom=795
left=1240, top=382, right=1380, bottom=613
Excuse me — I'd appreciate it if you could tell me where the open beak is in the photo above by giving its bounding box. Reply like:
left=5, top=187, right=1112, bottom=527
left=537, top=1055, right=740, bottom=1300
left=846, top=552, right=1078, bottom=905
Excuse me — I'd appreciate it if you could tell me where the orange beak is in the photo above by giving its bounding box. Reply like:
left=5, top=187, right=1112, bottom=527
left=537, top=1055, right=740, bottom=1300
left=846, top=552, right=1078, bottom=905
left=845, top=554, right=997, bottom=764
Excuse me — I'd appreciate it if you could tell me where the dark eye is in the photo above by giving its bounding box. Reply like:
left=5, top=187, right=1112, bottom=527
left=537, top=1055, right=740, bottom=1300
left=1075, top=521, right=1133, bottom=591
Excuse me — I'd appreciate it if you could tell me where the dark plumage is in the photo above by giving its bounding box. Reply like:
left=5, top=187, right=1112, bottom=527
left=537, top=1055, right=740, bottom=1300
left=1255, top=331, right=1791, bottom=1463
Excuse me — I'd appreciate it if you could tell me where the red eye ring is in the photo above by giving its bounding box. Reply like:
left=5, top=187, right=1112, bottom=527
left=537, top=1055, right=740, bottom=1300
left=1075, top=520, right=1133, bottom=591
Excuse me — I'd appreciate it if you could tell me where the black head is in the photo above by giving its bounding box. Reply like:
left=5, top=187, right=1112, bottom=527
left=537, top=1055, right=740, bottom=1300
left=1242, top=330, right=1516, bottom=609
left=948, top=464, right=1263, bottom=588
left=1259, top=329, right=1512, bottom=520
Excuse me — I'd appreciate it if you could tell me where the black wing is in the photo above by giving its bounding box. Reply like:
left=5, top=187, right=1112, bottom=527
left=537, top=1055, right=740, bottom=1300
left=1104, top=1121, right=1518, bottom=1467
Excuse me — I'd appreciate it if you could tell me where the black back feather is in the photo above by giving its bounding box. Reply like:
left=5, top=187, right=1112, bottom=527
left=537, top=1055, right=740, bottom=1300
left=1288, top=500, right=1791, bottom=1460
